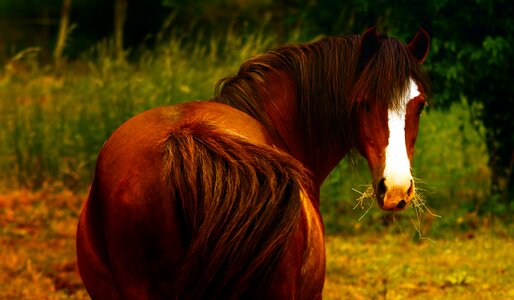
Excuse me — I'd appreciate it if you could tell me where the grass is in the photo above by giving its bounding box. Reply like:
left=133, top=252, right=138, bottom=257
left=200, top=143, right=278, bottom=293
left=0, top=28, right=280, bottom=191
left=0, top=188, right=87, bottom=299
left=1, top=188, right=513, bottom=299
left=324, top=231, right=514, bottom=299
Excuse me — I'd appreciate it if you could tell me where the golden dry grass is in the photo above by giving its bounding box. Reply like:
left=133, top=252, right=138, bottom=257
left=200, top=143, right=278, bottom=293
left=324, top=232, right=514, bottom=299
left=1, top=189, right=513, bottom=299
left=0, top=188, right=88, bottom=299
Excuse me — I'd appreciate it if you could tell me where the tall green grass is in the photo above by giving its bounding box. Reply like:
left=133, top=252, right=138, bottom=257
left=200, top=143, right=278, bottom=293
left=0, top=29, right=491, bottom=233
left=0, top=29, right=278, bottom=190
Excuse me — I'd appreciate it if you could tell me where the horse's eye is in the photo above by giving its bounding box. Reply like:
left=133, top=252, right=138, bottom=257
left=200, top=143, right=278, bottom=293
left=416, top=102, right=426, bottom=115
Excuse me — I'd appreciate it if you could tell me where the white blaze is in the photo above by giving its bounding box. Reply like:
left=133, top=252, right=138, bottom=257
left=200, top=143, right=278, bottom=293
left=383, top=79, right=420, bottom=185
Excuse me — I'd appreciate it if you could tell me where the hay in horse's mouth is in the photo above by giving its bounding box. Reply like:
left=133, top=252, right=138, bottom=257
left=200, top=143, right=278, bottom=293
left=352, top=184, right=375, bottom=221
left=352, top=182, right=440, bottom=233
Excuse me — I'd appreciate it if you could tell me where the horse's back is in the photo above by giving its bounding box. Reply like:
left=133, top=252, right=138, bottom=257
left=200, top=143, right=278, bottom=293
left=77, top=101, right=324, bottom=299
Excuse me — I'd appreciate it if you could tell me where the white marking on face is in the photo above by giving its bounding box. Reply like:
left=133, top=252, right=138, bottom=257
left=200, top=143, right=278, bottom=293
left=383, top=79, right=420, bottom=186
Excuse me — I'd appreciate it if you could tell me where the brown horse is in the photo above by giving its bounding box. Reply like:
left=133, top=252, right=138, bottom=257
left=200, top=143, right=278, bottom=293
left=77, top=28, right=430, bottom=299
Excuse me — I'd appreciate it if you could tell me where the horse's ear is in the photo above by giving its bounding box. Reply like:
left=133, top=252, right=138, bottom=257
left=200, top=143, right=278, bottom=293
left=408, top=28, right=430, bottom=64
left=359, top=27, right=380, bottom=70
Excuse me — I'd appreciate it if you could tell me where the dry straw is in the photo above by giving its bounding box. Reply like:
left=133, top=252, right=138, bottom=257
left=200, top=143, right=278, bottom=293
left=352, top=179, right=441, bottom=241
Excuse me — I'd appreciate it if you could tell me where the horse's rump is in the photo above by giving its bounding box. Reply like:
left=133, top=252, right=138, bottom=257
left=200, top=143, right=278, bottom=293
left=163, top=121, right=310, bottom=299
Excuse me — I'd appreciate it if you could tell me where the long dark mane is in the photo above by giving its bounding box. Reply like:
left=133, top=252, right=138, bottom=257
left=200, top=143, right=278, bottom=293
left=214, top=33, right=431, bottom=151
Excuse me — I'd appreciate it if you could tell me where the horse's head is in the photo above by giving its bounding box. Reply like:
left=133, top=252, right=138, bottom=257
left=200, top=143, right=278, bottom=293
left=355, top=28, right=430, bottom=211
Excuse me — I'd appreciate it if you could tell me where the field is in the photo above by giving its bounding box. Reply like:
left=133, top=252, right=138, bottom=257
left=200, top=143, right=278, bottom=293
left=325, top=231, right=514, bottom=299
left=0, top=28, right=511, bottom=299
left=1, top=189, right=513, bottom=299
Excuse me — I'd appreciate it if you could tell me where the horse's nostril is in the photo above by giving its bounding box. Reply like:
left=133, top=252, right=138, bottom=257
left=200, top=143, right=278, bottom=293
left=396, top=199, right=406, bottom=209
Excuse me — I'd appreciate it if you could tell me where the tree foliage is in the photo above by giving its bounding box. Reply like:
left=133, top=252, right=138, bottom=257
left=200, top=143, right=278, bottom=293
left=424, top=0, right=513, bottom=203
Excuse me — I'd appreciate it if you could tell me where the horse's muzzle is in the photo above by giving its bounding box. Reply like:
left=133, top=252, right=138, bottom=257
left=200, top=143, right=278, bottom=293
left=375, top=177, right=414, bottom=211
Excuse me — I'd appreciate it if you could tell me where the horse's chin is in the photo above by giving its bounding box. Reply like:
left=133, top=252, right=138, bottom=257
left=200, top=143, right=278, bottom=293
left=375, top=193, right=410, bottom=212
left=377, top=200, right=408, bottom=212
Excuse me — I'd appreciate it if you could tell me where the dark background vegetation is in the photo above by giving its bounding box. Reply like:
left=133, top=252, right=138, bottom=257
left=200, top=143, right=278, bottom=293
left=0, top=0, right=513, bottom=233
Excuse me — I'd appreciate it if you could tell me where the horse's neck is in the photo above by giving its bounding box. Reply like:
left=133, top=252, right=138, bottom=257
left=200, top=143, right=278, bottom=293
left=261, top=71, right=349, bottom=190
